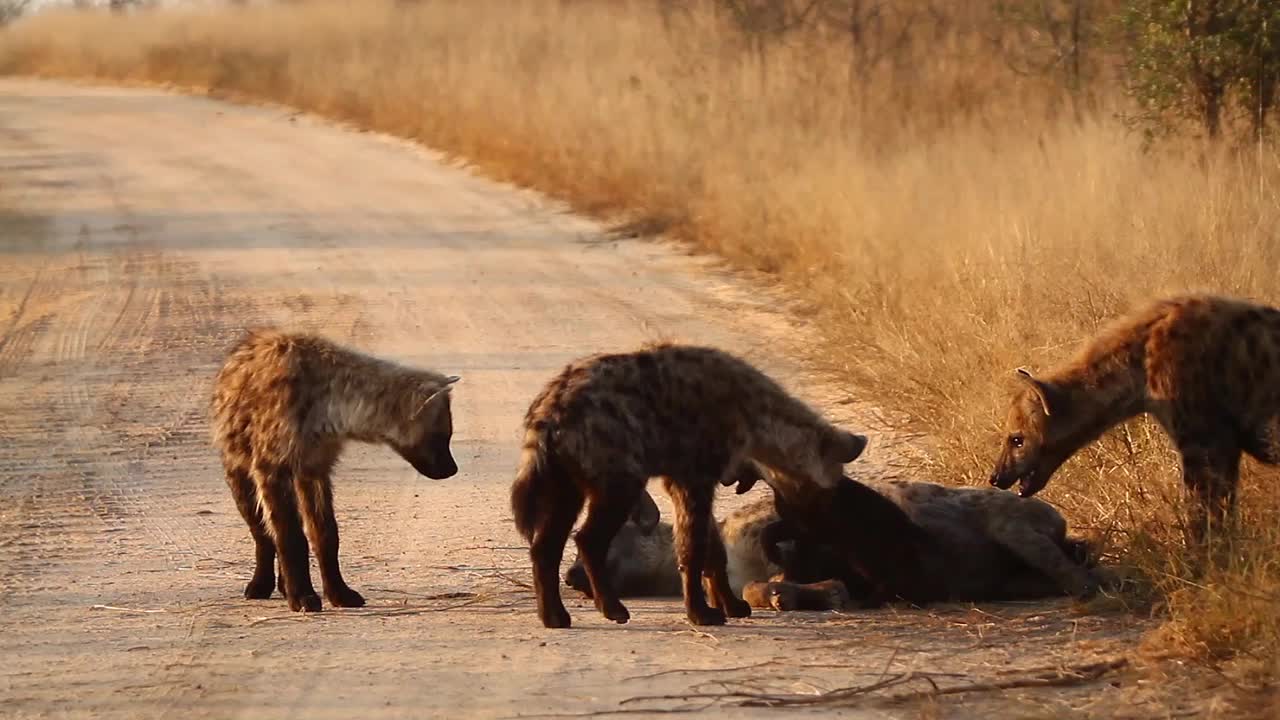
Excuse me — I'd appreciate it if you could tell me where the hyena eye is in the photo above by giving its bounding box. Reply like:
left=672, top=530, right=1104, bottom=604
left=1008, top=434, right=1025, bottom=449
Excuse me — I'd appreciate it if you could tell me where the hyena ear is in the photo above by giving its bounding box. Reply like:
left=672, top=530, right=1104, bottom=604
left=419, top=379, right=457, bottom=414
left=827, top=430, right=868, bottom=464
left=1014, top=367, right=1063, bottom=416
left=629, top=490, right=661, bottom=534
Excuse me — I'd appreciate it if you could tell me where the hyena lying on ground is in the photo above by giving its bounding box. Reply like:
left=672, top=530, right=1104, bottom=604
left=211, top=329, right=460, bottom=612
left=567, top=475, right=1099, bottom=608
left=989, top=294, right=1280, bottom=544
left=765, top=475, right=1100, bottom=604
left=564, top=490, right=852, bottom=611
left=510, top=342, right=867, bottom=628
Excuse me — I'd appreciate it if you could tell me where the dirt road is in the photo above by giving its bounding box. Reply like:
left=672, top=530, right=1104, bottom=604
left=0, top=80, right=1156, bottom=719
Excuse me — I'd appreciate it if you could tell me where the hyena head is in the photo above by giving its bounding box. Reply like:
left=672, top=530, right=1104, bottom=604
left=816, top=428, right=868, bottom=486
left=391, top=376, right=460, bottom=480
left=563, top=492, right=681, bottom=597
left=748, top=427, right=867, bottom=496
left=989, top=368, right=1077, bottom=498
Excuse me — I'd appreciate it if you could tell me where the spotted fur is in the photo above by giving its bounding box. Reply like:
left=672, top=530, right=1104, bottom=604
left=989, top=294, right=1280, bottom=544
left=510, top=343, right=866, bottom=628
left=211, top=328, right=459, bottom=612
left=567, top=475, right=1099, bottom=608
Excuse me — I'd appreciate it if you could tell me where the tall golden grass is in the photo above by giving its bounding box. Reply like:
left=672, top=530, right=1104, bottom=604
left=2, top=0, right=1278, bottom=686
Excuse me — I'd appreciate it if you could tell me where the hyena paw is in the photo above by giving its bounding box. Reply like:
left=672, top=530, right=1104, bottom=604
left=687, top=605, right=727, bottom=626
left=540, top=605, right=572, bottom=629
left=722, top=595, right=752, bottom=618
left=817, top=579, right=851, bottom=609
left=244, top=575, right=276, bottom=600
left=768, top=584, right=800, bottom=612
left=328, top=586, right=366, bottom=608
left=740, top=581, right=774, bottom=609
left=600, top=601, right=631, bottom=624
left=288, top=591, right=323, bottom=613
left=1071, top=575, right=1101, bottom=600
left=1092, top=567, right=1124, bottom=593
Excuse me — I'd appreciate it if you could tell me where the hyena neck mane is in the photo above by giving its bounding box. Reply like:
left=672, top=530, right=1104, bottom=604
left=311, top=352, right=452, bottom=445
left=1040, top=314, right=1153, bottom=448
left=744, top=389, right=836, bottom=458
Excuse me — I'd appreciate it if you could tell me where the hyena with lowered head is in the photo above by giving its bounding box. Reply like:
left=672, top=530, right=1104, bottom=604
left=211, top=329, right=459, bottom=612
left=510, top=343, right=867, bottom=628
left=989, top=294, right=1280, bottom=544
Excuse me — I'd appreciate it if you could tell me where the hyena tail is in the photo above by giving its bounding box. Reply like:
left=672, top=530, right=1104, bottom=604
left=511, top=424, right=554, bottom=543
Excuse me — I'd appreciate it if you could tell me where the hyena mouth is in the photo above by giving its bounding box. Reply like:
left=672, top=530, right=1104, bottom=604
left=1016, top=472, right=1045, bottom=498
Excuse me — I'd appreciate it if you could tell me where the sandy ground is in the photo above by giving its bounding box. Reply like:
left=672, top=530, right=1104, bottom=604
left=0, top=79, right=1185, bottom=719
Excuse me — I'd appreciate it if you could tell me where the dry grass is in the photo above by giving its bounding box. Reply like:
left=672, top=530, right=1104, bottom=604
left=2, top=0, right=1278, bottom=698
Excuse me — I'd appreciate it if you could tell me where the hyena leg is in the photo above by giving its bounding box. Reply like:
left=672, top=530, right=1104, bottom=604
left=226, top=463, right=276, bottom=600
left=1177, top=441, right=1241, bottom=548
left=1241, top=415, right=1280, bottom=465
left=702, top=524, right=751, bottom=618
left=574, top=476, right=644, bottom=624
left=294, top=473, right=365, bottom=609
left=743, top=579, right=849, bottom=611
left=663, top=478, right=724, bottom=626
left=254, top=462, right=322, bottom=613
left=531, top=482, right=583, bottom=629
left=992, top=525, right=1098, bottom=599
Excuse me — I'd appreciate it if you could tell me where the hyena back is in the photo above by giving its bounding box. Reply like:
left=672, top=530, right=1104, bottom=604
left=989, top=294, right=1280, bottom=544
left=211, top=328, right=459, bottom=612
left=875, top=480, right=1099, bottom=600
left=510, top=342, right=867, bottom=628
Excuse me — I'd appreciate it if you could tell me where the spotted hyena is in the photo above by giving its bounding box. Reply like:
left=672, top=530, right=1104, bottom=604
left=766, top=476, right=1100, bottom=603
left=509, top=343, right=867, bottom=628
left=563, top=492, right=851, bottom=611
left=989, top=294, right=1280, bottom=544
left=211, top=329, right=460, bottom=612
left=568, top=474, right=1099, bottom=608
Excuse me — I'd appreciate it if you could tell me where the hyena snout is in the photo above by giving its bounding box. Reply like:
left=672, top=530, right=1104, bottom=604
left=823, top=430, right=868, bottom=467
left=844, top=434, right=869, bottom=462
left=393, top=434, right=458, bottom=479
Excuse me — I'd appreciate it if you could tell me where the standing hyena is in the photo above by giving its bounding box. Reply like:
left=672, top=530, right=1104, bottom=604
left=211, top=328, right=460, bottom=612
left=510, top=343, right=868, bottom=628
left=989, top=294, right=1280, bottom=544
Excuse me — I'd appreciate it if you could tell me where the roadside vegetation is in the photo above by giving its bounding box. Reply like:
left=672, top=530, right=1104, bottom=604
left=1, top=0, right=1276, bottom=707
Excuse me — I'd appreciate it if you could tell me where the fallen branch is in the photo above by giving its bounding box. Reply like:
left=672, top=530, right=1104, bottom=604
left=247, top=615, right=311, bottom=628
left=245, top=594, right=502, bottom=626
left=91, top=604, right=168, bottom=614
left=363, top=587, right=477, bottom=601
left=487, top=569, right=534, bottom=590
left=622, top=671, right=915, bottom=708
left=877, top=657, right=1131, bottom=705
left=503, top=701, right=717, bottom=719
left=624, top=660, right=781, bottom=681
left=620, top=657, right=1132, bottom=709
